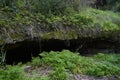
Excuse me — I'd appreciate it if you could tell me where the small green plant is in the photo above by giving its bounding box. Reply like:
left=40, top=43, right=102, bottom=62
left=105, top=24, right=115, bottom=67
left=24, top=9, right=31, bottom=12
left=31, top=57, right=42, bottom=67
left=49, top=66, right=68, bottom=80
left=0, top=46, right=6, bottom=68
left=40, top=50, right=81, bottom=73
left=94, top=53, right=120, bottom=67
left=0, top=65, right=25, bottom=80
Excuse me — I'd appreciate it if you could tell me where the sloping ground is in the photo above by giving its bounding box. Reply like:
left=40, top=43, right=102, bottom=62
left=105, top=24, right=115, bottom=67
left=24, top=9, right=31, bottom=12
left=0, top=8, right=120, bottom=46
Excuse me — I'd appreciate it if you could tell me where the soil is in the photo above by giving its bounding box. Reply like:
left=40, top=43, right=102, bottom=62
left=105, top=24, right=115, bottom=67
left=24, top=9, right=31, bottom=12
left=23, top=65, right=119, bottom=80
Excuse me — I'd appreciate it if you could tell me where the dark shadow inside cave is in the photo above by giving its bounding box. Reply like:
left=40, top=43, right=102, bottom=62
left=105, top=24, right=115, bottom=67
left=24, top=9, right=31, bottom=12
left=4, top=38, right=120, bottom=64
left=5, top=39, right=74, bottom=64
left=5, top=40, right=40, bottom=64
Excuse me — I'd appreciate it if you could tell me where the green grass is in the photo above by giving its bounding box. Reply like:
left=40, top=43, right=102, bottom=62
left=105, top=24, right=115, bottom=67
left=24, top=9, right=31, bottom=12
left=1, top=50, right=119, bottom=80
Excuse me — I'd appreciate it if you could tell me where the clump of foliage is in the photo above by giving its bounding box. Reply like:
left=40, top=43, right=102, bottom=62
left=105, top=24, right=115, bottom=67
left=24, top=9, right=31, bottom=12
left=93, top=53, right=120, bottom=67
left=0, top=64, right=50, bottom=80
left=0, top=65, right=24, bottom=80
left=0, top=0, right=81, bottom=16
left=31, top=50, right=120, bottom=79
left=42, top=8, right=120, bottom=38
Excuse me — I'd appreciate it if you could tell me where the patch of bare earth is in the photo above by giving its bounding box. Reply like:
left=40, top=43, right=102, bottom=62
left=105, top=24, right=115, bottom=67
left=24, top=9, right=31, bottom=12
left=23, top=65, right=119, bottom=80
left=23, top=65, right=52, bottom=78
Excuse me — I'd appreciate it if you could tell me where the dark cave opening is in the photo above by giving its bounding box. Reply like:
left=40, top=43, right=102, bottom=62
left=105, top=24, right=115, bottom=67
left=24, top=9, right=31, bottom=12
left=5, top=41, right=40, bottom=64
left=4, top=38, right=120, bottom=64
left=5, top=39, right=74, bottom=64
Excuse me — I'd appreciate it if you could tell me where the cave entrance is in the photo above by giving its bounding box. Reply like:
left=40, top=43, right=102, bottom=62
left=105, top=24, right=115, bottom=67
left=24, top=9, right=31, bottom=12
left=4, top=38, right=119, bottom=64
left=5, top=39, right=74, bottom=64
left=5, top=40, right=40, bottom=64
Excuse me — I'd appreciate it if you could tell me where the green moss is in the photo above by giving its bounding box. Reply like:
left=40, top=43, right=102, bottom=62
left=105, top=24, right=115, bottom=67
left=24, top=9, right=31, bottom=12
left=42, top=31, right=78, bottom=40
left=11, top=33, right=24, bottom=39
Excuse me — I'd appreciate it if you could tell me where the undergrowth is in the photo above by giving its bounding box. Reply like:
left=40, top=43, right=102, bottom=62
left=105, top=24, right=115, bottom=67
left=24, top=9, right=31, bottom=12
left=0, top=50, right=120, bottom=80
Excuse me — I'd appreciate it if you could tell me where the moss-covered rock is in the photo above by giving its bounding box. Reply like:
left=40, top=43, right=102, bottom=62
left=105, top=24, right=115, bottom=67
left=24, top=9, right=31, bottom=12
left=0, top=8, right=120, bottom=46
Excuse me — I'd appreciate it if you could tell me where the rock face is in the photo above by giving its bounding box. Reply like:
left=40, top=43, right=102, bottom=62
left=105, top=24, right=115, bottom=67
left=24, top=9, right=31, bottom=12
left=0, top=20, right=120, bottom=64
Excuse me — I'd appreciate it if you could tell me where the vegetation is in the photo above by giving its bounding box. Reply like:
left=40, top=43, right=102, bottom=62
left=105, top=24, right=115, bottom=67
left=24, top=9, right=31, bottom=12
left=0, top=0, right=120, bottom=80
left=0, top=0, right=82, bottom=15
left=0, top=50, right=119, bottom=80
left=0, top=0, right=120, bottom=43
left=0, top=8, right=120, bottom=40
left=0, top=47, right=6, bottom=67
